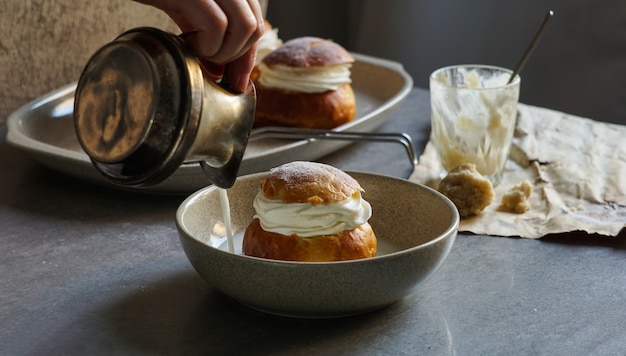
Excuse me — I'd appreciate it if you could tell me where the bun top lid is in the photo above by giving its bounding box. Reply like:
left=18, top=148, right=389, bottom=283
left=262, top=37, right=354, bottom=68
left=261, top=161, right=362, bottom=205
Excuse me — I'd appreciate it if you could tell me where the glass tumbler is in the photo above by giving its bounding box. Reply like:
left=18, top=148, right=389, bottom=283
left=430, top=64, right=520, bottom=186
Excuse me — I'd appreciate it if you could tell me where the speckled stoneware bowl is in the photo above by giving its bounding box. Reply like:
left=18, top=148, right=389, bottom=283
left=176, top=171, right=459, bottom=318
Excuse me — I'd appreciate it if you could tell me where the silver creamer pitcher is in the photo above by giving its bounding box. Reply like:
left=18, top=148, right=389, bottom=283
left=74, top=27, right=256, bottom=189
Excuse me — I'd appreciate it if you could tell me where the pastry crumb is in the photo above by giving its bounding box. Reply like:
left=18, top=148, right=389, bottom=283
left=501, top=180, right=533, bottom=213
left=438, top=163, right=494, bottom=218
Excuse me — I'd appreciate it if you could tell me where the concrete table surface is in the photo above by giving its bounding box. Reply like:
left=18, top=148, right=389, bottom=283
left=2, top=87, right=625, bottom=355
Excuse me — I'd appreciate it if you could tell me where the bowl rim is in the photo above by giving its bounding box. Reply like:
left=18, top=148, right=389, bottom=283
left=176, top=170, right=460, bottom=266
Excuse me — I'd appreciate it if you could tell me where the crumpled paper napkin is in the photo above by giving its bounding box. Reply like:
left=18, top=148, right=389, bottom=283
left=409, top=103, right=626, bottom=238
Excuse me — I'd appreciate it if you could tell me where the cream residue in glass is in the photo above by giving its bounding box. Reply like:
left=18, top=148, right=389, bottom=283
left=430, top=67, right=519, bottom=184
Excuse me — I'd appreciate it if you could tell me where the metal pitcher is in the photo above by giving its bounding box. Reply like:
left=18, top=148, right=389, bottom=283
left=74, top=27, right=256, bottom=189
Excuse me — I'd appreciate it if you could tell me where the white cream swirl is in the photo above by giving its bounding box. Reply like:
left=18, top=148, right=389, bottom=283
left=252, top=191, right=372, bottom=237
left=257, top=62, right=352, bottom=93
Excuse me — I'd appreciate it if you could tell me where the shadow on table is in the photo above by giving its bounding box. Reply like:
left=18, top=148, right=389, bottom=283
left=89, top=271, right=454, bottom=355
left=4, top=162, right=183, bottom=223
left=540, top=230, right=626, bottom=251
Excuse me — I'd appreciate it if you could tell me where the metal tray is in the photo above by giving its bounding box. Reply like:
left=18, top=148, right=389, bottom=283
left=6, top=53, right=413, bottom=194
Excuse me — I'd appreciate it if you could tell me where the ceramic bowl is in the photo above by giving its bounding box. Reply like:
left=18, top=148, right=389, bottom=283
left=176, top=171, right=459, bottom=318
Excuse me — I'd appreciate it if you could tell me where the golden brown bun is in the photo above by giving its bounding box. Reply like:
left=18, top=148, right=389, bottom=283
left=243, top=219, right=376, bottom=262
left=261, top=161, right=362, bottom=204
left=242, top=161, right=377, bottom=262
left=253, top=37, right=356, bottom=129
left=254, top=83, right=355, bottom=129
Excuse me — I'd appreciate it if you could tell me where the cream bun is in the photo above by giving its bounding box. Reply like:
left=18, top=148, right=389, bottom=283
left=253, top=37, right=356, bottom=129
left=242, top=161, right=377, bottom=262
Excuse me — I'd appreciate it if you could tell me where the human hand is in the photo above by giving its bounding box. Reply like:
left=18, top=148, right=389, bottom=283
left=135, top=0, right=265, bottom=92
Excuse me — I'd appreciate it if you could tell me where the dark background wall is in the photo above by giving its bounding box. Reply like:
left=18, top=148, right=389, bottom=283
left=268, top=0, right=625, bottom=125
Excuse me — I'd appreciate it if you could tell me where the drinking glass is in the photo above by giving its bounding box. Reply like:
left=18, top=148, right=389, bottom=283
left=430, top=64, right=521, bottom=186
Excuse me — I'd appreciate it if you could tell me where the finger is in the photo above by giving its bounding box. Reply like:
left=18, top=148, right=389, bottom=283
left=224, top=44, right=257, bottom=93
left=186, top=1, right=232, bottom=58
left=149, top=0, right=229, bottom=58
left=205, top=0, right=264, bottom=64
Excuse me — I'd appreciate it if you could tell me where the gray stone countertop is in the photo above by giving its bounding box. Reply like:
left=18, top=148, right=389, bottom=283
left=1, top=87, right=625, bottom=355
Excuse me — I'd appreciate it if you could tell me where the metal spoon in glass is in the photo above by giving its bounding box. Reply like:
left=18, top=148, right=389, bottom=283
left=508, top=10, right=554, bottom=84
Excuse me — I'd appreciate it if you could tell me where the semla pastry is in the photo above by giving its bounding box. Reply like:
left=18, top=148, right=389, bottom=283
left=243, top=161, right=376, bottom=262
left=253, top=36, right=356, bottom=129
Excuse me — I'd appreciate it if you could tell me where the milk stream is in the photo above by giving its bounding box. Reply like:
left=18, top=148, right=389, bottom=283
left=218, top=188, right=234, bottom=253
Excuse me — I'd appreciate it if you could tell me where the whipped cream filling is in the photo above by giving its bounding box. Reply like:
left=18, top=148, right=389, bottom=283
left=252, top=191, right=372, bottom=237
left=255, top=28, right=282, bottom=64
left=257, top=62, right=352, bottom=93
